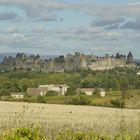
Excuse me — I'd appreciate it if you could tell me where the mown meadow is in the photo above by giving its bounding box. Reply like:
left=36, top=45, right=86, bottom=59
left=0, top=102, right=140, bottom=140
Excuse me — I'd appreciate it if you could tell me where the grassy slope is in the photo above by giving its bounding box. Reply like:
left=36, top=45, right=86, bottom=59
left=34, top=89, right=140, bottom=108
left=2, top=89, right=140, bottom=109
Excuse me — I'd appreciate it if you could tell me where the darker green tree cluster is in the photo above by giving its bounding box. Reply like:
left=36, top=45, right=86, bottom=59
left=0, top=67, right=140, bottom=97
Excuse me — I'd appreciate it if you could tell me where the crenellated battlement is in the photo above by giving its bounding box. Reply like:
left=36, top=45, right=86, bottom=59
left=0, top=52, right=135, bottom=72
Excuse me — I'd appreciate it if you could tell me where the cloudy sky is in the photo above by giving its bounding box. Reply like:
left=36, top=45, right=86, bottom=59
left=0, top=0, right=140, bottom=58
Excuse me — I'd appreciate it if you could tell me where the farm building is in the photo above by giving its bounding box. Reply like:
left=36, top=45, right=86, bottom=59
left=77, top=88, right=106, bottom=97
left=11, top=93, right=24, bottom=99
left=27, top=88, right=39, bottom=96
left=39, top=84, right=69, bottom=95
left=27, top=84, right=69, bottom=96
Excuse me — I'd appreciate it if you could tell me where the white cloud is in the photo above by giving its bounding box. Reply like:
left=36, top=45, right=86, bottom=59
left=13, top=33, right=24, bottom=39
left=0, top=0, right=139, bottom=57
left=53, top=27, right=123, bottom=41
left=6, top=27, right=18, bottom=33
left=0, top=26, right=140, bottom=57
left=86, top=5, right=140, bottom=18
left=36, top=14, right=58, bottom=22
left=33, top=26, right=44, bottom=33
left=128, top=2, right=140, bottom=5
left=92, top=16, right=124, bottom=27
left=0, top=0, right=79, bottom=19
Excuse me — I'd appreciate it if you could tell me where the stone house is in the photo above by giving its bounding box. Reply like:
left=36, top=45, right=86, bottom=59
left=77, top=88, right=106, bottom=97
left=98, top=88, right=106, bottom=97
left=11, top=93, right=24, bottom=99
left=27, top=88, right=40, bottom=96
left=39, top=84, right=69, bottom=95
left=27, top=84, right=69, bottom=96
left=38, top=87, right=49, bottom=96
left=27, top=87, right=50, bottom=96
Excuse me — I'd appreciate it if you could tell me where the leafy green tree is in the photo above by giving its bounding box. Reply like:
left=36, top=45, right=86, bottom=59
left=67, top=96, right=91, bottom=105
left=65, top=87, right=77, bottom=96
left=18, top=78, right=37, bottom=92
left=66, top=73, right=81, bottom=87
left=78, top=92, right=86, bottom=96
left=81, top=75, right=100, bottom=88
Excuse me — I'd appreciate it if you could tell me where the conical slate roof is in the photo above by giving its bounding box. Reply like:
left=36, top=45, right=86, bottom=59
left=127, top=51, right=133, bottom=58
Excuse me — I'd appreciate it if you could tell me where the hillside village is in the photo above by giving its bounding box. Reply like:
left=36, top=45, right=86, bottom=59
left=0, top=51, right=135, bottom=72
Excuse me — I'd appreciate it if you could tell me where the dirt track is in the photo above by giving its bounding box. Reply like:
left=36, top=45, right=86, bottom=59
left=0, top=101, right=139, bottom=134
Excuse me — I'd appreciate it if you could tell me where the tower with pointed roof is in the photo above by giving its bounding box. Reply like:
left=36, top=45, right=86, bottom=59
left=127, top=51, right=133, bottom=64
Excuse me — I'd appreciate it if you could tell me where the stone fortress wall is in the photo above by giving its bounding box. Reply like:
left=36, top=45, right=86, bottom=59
left=0, top=51, right=135, bottom=72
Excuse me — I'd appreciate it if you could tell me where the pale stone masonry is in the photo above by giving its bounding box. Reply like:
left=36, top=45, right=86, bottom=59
left=77, top=88, right=106, bottom=97
left=11, top=93, right=24, bottom=99
left=0, top=51, right=135, bottom=72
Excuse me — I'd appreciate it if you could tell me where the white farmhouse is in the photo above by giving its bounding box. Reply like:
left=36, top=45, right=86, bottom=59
left=137, top=72, right=140, bottom=75
left=11, top=93, right=24, bottom=99
left=99, top=88, right=106, bottom=97
left=78, top=88, right=106, bottom=97
left=79, top=88, right=94, bottom=96
left=39, top=84, right=69, bottom=95
left=27, top=84, right=69, bottom=96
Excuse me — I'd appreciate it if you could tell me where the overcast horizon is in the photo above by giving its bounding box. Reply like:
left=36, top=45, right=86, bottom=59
left=0, top=0, right=140, bottom=58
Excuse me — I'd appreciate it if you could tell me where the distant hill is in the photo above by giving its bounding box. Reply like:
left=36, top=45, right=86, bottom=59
left=134, top=59, right=140, bottom=64
left=0, top=53, right=17, bottom=62
left=40, top=55, right=58, bottom=60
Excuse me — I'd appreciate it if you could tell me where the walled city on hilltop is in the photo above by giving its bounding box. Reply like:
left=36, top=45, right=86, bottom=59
left=0, top=51, right=135, bottom=72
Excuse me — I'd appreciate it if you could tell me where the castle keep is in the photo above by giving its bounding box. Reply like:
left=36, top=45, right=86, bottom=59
left=0, top=51, right=135, bottom=72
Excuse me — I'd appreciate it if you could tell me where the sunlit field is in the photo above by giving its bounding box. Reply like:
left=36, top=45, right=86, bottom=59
left=0, top=101, right=139, bottom=136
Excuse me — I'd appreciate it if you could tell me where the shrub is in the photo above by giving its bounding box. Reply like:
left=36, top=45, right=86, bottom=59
left=0, top=127, right=47, bottom=140
left=45, top=90, right=58, bottom=96
left=92, top=88, right=100, bottom=96
left=37, top=96, right=47, bottom=103
left=67, top=96, right=91, bottom=105
left=78, top=92, right=86, bottom=96
left=56, top=130, right=111, bottom=140
left=65, top=87, right=77, bottom=96
left=0, top=127, right=139, bottom=140
left=110, top=98, right=125, bottom=108
left=23, top=96, right=37, bottom=103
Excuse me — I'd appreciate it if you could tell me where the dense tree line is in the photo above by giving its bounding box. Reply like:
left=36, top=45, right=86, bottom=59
left=0, top=67, right=140, bottom=96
